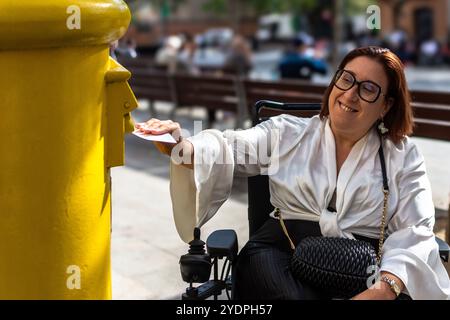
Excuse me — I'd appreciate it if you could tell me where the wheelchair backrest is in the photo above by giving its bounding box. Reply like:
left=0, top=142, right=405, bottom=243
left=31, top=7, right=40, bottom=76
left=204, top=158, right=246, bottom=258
left=247, top=100, right=322, bottom=236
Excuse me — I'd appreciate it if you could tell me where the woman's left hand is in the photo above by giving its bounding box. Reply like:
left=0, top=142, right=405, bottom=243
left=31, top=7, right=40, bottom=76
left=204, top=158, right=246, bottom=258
left=350, top=283, right=396, bottom=300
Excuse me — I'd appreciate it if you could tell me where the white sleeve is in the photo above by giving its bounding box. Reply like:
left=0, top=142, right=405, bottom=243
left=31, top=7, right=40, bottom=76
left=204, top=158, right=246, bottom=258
left=169, top=115, right=297, bottom=243
left=380, top=143, right=450, bottom=300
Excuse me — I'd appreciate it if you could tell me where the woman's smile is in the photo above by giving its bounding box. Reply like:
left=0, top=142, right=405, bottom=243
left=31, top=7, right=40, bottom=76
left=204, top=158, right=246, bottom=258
left=337, top=100, right=359, bottom=113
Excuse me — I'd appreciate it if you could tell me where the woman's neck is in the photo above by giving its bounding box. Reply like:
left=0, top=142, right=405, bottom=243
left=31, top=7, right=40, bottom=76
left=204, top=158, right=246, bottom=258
left=334, top=134, right=358, bottom=151
left=330, top=121, right=368, bottom=151
left=332, top=129, right=364, bottom=175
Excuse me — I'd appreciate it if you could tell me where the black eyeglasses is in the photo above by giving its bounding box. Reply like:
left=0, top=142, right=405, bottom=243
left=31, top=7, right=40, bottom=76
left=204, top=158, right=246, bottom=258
left=333, top=69, right=386, bottom=103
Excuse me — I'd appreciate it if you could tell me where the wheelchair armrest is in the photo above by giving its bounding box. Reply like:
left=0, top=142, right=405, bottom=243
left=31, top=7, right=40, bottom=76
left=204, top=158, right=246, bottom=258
left=206, top=230, right=238, bottom=262
left=436, top=237, right=449, bottom=262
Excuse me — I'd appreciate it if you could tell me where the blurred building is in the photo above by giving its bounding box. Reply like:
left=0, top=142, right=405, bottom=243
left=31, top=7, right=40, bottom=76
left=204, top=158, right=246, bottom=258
left=123, top=0, right=258, bottom=54
left=162, top=3, right=257, bottom=38
left=379, top=0, right=449, bottom=43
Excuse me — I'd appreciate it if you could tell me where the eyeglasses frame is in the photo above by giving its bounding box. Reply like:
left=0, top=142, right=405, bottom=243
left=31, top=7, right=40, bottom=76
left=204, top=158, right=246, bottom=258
left=333, top=69, right=388, bottom=103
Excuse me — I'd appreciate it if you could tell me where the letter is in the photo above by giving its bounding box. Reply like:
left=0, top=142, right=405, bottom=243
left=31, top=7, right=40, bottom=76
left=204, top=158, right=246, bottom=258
left=171, top=142, right=192, bottom=165
left=233, top=136, right=252, bottom=165
left=366, top=5, right=381, bottom=30
left=203, top=307, right=210, bottom=318
left=185, top=306, right=192, bottom=315
left=366, top=264, right=380, bottom=289
left=234, top=305, right=243, bottom=314
left=251, top=305, right=259, bottom=314
left=176, top=307, right=182, bottom=315
left=263, top=129, right=280, bottom=175
left=66, top=5, right=81, bottom=30
left=66, top=265, right=81, bottom=289
left=193, top=307, right=203, bottom=315
left=193, top=120, right=204, bottom=136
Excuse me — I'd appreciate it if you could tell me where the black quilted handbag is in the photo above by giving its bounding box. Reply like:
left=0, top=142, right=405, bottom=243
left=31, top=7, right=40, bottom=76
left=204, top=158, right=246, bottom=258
left=280, top=138, right=389, bottom=299
left=290, top=236, right=378, bottom=298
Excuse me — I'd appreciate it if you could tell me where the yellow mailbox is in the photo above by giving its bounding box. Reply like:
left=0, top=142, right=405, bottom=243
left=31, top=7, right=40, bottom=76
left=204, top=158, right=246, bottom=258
left=0, top=0, right=137, bottom=299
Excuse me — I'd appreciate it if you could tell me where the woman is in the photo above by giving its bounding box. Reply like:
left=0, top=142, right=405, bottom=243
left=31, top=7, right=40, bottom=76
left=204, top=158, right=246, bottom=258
left=135, top=47, right=450, bottom=299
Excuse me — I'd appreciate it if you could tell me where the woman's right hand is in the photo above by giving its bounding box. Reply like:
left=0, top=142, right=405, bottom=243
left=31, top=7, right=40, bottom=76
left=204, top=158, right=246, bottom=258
left=135, top=119, right=182, bottom=156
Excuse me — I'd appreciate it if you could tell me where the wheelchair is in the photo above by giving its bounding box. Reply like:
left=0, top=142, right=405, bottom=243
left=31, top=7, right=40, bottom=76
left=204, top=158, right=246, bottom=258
left=179, top=100, right=450, bottom=300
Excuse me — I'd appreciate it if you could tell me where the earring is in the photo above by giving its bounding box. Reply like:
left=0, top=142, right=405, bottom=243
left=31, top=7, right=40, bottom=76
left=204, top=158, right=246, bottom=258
left=378, top=119, right=389, bottom=135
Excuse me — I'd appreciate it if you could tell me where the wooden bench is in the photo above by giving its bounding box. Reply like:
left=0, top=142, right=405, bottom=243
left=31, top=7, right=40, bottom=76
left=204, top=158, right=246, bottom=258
left=409, top=90, right=450, bottom=243
left=243, top=78, right=326, bottom=120
left=172, top=73, right=244, bottom=127
left=117, top=57, right=167, bottom=73
left=127, top=68, right=175, bottom=116
left=410, top=90, right=450, bottom=141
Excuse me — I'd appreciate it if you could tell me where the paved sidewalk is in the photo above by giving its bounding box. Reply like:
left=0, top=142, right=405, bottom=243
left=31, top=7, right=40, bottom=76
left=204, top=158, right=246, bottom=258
left=111, top=166, right=249, bottom=300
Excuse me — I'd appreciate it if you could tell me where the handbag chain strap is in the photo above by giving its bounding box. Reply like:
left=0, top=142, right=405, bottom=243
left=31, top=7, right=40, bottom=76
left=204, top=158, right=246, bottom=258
left=377, top=189, right=388, bottom=265
left=274, top=208, right=296, bottom=250
left=275, top=134, right=390, bottom=266
left=377, top=134, right=389, bottom=265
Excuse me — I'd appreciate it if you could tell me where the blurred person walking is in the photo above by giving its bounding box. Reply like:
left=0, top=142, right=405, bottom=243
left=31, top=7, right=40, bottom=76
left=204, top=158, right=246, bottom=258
left=176, top=32, right=200, bottom=75
left=222, top=34, right=253, bottom=77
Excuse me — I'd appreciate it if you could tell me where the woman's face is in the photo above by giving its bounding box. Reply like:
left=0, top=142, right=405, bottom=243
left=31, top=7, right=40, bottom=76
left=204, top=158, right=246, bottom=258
left=328, top=56, right=392, bottom=141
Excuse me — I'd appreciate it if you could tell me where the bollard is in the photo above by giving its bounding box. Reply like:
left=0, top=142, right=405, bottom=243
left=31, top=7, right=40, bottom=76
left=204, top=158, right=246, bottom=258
left=0, top=0, right=137, bottom=299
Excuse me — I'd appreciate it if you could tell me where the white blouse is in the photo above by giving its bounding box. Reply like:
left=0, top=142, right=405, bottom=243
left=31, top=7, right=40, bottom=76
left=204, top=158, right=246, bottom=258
left=169, top=114, right=450, bottom=300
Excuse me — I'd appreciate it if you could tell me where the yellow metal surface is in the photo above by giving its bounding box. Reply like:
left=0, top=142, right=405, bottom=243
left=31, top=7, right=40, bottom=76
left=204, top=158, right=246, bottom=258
left=105, top=58, right=138, bottom=168
left=0, top=0, right=130, bottom=50
left=0, top=0, right=136, bottom=299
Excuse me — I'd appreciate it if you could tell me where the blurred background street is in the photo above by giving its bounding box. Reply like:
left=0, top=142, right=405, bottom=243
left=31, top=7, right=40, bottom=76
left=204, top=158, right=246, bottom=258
left=117, top=0, right=450, bottom=85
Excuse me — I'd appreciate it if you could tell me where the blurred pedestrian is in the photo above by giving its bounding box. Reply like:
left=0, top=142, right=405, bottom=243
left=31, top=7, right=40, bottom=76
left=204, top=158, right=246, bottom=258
left=418, top=38, right=441, bottom=66
left=155, top=35, right=182, bottom=73
left=116, top=38, right=138, bottom=59
left=222, top=34, right=253, bottom=77
left=278, top=37, right=327, bottom=81
left=176, top=32, right=200, bottom=74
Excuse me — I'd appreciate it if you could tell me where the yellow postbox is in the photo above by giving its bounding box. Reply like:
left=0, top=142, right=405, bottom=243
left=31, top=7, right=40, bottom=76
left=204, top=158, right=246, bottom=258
left=0, top=0, right=137, bottom=299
